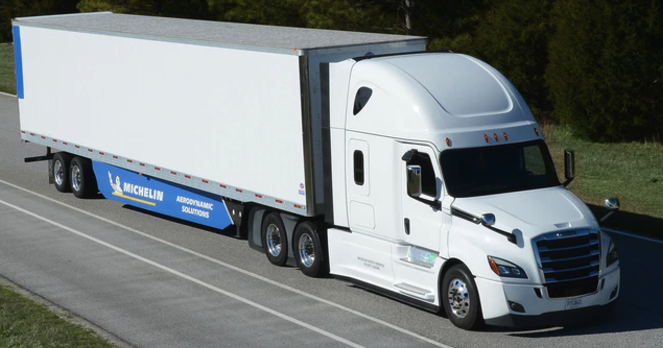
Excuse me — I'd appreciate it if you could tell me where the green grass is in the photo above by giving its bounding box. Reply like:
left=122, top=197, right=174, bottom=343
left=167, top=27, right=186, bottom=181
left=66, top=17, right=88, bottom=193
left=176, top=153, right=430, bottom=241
left=544, top=123, right=663, bottom=219
left=0, top=283, right=119, bottom=348
left=0, top=43, right=15, bottom=95
left=543, top=123, right=663, bottom=238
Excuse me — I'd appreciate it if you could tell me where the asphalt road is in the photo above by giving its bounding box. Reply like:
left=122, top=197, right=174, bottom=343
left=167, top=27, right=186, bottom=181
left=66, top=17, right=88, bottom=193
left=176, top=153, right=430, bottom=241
left=1, top=93, right=662, bottom=348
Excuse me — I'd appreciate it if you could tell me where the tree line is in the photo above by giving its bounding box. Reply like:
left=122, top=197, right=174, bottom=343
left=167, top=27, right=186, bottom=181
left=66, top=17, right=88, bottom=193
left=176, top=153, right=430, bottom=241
left=2, top=0, right=661, bottom=142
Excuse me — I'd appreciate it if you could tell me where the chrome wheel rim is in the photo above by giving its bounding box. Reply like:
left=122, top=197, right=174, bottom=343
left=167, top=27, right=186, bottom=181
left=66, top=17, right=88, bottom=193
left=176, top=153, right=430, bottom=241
left=71, top=165, right=82, bottom=192
left=266, top=224, right=282, bottom=257
left=297, top=233, right=315, bottom=268
left=54, top=160, right=65, bottom=186
left=447, top=278, right=470, bottom=319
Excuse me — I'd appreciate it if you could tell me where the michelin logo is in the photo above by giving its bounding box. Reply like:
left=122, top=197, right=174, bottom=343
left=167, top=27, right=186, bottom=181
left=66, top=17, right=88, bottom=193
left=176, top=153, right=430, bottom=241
left=108, top=171, right=164, bottom=204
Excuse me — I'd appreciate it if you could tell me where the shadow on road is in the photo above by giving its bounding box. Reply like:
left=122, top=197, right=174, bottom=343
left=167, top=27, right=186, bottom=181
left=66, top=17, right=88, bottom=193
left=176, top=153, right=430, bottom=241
left=588, top=203, right=663, bottom=240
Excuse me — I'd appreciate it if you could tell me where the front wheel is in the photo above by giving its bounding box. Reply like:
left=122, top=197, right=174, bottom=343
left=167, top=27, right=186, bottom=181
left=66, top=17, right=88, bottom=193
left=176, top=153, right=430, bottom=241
left=442, top=264, right=484, bottom=330
left=261, top=212, right=288, bottom=266
left=293, top=221, right=328, bottom=277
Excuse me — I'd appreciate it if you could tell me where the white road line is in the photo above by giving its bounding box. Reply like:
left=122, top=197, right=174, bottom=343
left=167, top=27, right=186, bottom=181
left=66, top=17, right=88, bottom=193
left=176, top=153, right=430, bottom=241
left=0, top=197, right=366, bottom=348
left=0, top=179, right=453, bottom=348
left=602, top=227, right=663, bottom=245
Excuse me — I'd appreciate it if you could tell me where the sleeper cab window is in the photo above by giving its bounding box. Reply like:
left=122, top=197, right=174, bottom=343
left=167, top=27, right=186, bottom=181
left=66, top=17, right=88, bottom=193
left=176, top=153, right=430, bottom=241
left=353, top=87, right=373, bottom=115
left=354, top=150, right=364, bottom=185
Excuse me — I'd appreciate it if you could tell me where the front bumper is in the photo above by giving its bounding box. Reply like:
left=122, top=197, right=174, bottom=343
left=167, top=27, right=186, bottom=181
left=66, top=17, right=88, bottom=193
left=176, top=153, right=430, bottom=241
left=485, top=301, right=616, bottom=328
left=475, top=267, right=620, bottom=328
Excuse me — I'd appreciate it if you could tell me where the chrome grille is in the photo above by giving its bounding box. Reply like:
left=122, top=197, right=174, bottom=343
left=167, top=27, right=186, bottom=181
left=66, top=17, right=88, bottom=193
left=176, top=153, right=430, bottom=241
left=533, top=229, right=600, bottom=298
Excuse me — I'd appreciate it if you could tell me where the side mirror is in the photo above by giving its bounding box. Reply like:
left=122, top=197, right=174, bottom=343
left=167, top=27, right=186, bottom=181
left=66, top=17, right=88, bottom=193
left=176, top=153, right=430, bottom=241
left=600, top=197, right=620, bottom=222
left=406, top=165, right=422, bottom=198
left=563, top=149, right=575, bottom=186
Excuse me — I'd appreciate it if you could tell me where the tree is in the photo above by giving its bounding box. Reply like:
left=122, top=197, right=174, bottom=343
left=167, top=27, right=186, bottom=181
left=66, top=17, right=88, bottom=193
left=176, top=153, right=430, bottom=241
left=472, top=0, right=554, bottom=120
left=207, top=0, right=396, bottom=33
left=546, top=0, right=663, bottom=142
left=77, top=0, right=209, bottom=19
left=0, top=0, right=79, bottom=42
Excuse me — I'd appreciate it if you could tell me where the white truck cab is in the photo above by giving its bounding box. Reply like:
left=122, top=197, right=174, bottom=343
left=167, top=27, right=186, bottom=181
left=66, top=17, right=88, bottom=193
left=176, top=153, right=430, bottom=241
left=323, top=52, right=620, bottom=329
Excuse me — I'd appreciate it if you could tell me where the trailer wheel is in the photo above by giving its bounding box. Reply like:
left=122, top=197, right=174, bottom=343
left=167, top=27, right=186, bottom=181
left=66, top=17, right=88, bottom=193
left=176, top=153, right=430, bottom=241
left=442, top=264, right=484, bottom=330
left=293, top=221, right=328, bottom=277
left=261, top=212, right=288, bottom=266
left=70, top=157, right=97, bottom=199
left=52, top=153, right=73, bottom=193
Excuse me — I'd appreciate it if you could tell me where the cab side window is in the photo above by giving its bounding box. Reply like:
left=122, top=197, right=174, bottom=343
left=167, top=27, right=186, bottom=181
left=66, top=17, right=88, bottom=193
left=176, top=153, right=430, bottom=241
left=406, top=152, right=436, bottom=197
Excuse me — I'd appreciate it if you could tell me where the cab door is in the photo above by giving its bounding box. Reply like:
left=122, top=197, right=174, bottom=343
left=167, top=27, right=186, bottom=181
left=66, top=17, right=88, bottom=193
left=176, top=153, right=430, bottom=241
left=399, top=143, right=445, bottom=252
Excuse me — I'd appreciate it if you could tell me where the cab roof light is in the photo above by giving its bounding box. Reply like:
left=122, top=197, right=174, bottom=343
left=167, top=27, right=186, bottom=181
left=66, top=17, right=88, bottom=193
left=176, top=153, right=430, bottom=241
left=483, top=134, right=489, bottom=143
left=493, top=133, right=499, bottom=142
left=534, top=128, right=540, bottom=136
left=445, top=137, right=452, bottom=147
left=503, top=132, right=508, bottom=141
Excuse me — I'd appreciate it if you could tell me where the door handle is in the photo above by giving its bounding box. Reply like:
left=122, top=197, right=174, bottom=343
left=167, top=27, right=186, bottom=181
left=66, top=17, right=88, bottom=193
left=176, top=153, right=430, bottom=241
left=404, top=218, right=410, bottom=235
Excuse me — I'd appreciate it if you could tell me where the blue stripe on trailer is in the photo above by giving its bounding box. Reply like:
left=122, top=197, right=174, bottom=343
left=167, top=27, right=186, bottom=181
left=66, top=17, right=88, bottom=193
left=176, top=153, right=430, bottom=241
left=12, top=26, right=24, bottom=99
left=93, top=161, right=232, bottom=230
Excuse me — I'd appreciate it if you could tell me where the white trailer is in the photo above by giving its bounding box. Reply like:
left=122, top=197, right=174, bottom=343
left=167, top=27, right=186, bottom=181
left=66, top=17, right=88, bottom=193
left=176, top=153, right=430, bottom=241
left=13, top=12, right=620, bottom=330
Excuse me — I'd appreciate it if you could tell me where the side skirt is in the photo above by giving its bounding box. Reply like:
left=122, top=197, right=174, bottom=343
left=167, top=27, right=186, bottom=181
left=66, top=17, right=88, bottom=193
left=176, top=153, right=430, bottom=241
left=333, top=274, right=440, bottom=313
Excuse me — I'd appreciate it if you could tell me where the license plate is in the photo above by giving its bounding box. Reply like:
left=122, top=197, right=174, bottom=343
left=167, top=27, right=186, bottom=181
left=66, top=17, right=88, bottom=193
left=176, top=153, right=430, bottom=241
left=565, top=298, right=582, bottom=309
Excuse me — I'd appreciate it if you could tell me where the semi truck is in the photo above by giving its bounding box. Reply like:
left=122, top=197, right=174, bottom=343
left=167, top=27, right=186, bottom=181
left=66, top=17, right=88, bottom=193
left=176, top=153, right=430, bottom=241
left=12, top=12, right=620, bottom=330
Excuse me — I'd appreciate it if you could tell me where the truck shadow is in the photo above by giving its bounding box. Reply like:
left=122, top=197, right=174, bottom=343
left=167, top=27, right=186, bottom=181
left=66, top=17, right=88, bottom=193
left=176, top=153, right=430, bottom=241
left=587, top=203, right=663, bottom=240
left=122, top=204, right=241, bottom=239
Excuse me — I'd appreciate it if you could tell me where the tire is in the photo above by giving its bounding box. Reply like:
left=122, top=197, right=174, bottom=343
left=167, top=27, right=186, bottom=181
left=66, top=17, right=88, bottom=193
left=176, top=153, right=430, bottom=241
left=52, top=153, right=73, bottom=193
left=261, top=212, right=288, bottom=266
left=70, top=157, right=97, bottom=199
left=293, top=221, right=328, bottom=277
left=442, top=264, right=484, bottom=330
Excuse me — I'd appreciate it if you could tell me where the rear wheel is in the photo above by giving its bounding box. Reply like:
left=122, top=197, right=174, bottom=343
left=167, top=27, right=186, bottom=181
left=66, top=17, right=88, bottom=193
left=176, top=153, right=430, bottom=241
left=261, top=212, right=288, bottom=266
left=442, top=264, right=484, bottom=330
left=52, top=153, right=73, bottom=193
left=70, top=157, right=97, bottom=199
left=293, top=221, right=328, bottom=277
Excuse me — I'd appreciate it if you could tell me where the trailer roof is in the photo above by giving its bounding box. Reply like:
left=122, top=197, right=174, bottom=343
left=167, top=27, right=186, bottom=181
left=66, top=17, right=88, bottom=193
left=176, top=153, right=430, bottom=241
left=14, top=12, right=426, bottom=55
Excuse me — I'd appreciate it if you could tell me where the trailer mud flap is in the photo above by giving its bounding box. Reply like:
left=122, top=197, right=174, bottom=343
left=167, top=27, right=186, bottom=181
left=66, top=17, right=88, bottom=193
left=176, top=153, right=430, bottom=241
left=93, top=162, right=232, bottom=230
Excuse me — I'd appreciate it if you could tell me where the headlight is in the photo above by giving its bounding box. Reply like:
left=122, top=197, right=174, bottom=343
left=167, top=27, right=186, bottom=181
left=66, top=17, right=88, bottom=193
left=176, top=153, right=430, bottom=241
left=606, top=239, right=619, bottom=267
left=487, top=256, right=528, bottom=279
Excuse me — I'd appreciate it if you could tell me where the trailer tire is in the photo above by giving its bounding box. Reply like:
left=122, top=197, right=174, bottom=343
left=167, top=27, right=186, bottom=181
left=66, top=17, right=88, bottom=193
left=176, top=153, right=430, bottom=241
left=70, top=157, right=97, bottom=199
left=52, top=153, right=73, bottom=193
left=261, top=212, right=288, bottom=266
left=442, top=264, right=484, bottom=330
left=293, top=221, right=328, bottom=277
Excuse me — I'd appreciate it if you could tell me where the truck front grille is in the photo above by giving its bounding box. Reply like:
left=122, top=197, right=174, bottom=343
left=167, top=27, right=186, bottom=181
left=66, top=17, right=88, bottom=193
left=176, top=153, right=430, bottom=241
left=533, top=229, right=600, bottom=298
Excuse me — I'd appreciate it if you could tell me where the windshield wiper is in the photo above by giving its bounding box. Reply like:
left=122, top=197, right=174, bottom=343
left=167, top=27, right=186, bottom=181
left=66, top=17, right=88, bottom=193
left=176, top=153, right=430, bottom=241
left=451, top=207, right=517, bottom=244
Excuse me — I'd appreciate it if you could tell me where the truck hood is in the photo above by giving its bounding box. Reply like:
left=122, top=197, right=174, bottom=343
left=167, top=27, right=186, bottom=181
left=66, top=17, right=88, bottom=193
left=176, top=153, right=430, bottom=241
left=451, top=186, right=598, bottom=239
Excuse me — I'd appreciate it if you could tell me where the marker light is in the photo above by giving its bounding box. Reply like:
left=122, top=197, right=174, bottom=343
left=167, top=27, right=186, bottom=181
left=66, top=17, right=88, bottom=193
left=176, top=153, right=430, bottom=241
left=534, top=128, right=540, bottom=136
left=445, top=137, right=451, bottom=147
left=483, top=134, right=489, bottom=143
left=503, top=132, right=508, bottom=141
left=493, top=133, right=499, bottom=142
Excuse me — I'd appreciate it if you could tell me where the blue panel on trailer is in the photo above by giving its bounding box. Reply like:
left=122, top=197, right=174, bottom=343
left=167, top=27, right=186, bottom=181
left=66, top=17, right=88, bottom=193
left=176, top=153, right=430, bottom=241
left=93, top=161, right=232, bottom=230
left=12, top=26, right=24, bottom=99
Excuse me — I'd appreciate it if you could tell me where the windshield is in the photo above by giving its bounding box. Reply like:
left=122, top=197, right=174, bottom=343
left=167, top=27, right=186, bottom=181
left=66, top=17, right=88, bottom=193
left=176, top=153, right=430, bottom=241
left=440, top=140, right=560, bottom=198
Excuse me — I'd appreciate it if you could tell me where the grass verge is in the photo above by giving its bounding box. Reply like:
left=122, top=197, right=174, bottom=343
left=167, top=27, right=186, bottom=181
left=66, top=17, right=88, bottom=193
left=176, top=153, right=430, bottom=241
left=0, top=42, right=15, bottom=95
left=544, top=123, right=663, bottom=239
left=0, top=281, right=120, bottom=348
